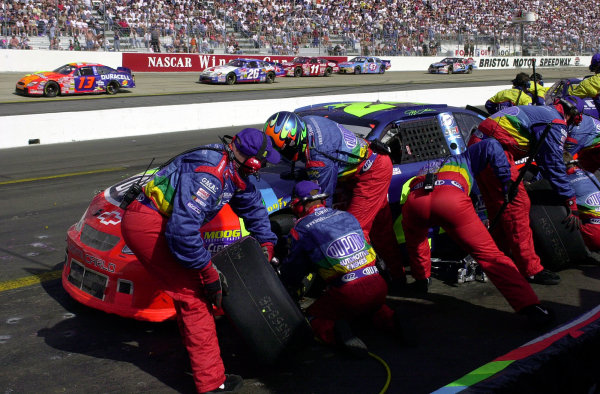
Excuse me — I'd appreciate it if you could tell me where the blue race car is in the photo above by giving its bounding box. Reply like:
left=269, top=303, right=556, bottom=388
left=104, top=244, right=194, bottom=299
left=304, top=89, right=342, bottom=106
left=198, top=58, right=281, bottom=85
left=544, top=77, right=599, bottom=119
left=428, top=57, right=476, bottom=74
left=337, top=56, right=391, bottom=74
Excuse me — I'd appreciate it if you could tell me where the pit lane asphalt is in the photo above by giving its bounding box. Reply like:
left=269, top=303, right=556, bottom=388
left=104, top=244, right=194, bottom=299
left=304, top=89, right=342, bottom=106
left=1, top=68, right=599, bottom=394
left=0, top=67, right=588, bottom=115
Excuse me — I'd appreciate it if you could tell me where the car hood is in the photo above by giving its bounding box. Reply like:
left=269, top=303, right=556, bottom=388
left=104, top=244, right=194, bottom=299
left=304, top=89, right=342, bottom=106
left=202, top=65, right=238, bottom=74
left=430, top=62, right=447, bottom=67
left=19, top=71, right=61, bottom=84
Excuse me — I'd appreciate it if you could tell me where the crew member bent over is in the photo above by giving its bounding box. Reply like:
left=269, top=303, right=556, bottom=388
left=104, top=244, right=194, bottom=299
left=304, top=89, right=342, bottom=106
left=121, top=128, right=280, bottom=393
left=401, top=139, right=554, bottom=327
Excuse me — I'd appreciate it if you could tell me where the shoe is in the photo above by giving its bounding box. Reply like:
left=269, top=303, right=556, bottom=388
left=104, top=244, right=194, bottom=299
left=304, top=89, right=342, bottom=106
left=409, top=277, right=431, bottom=294
left=203, top=374, right=243, bottom=393
left=527, top=269, right=561, bottom=285
left=334, top=320, right=368, bottom=358
left=520, top=304, right=556, bottom=329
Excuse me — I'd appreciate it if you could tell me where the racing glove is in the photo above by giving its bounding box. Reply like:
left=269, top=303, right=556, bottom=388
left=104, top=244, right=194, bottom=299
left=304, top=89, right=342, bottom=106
left=502, top=180, right=518, bottom=204
left=261, top=242, right=275, bottom=262
left=562, top=197, right=581, bottom=231
left=199, top=261, right=223, bottom=309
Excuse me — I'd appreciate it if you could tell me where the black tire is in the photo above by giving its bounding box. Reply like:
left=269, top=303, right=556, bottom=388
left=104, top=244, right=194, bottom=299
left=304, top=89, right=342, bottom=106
left=379, top=65, right=386, bottom=74
left=106, top=81, right=120, bottom=95
left=226, top=73, right=236, bottom=85
left=293, top=67, right=302, bottom=77
left=527, top=179, right=590, bottom=270
left=44, top=81, right=59, bottom=97
left=324, top=67, right=332, bottom=77
left=448, top=66, right=453, bottom=74
left=212, top=237, right=312, bottom=364
left=354, top=66, right=361, bottom=75
left=265, top=72, right=275, bottom=84
left=467, top=66, right=473, bottom=74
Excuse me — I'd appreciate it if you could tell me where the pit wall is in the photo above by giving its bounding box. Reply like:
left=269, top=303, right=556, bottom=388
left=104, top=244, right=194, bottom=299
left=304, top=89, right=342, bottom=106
left=0, top=49, right=590, bottom=73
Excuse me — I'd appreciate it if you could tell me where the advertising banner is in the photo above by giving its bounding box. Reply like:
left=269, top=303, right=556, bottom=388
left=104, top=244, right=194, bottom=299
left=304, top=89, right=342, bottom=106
left=122, top=53, right=348, bottom=72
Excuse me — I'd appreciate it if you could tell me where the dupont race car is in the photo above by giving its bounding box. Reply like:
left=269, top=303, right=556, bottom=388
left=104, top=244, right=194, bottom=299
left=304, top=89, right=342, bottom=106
left=337, top=56, right=391, bottom=74
left=543, top=77, right=599, bottom=119
left=428, top=57, right=476, bottom=74
left=63, top=101, right=587, bottom=325
left=281, top=57, right=339, bottom=77
left=15, top=62, right=135, bottom=97
left=198, top=58, right=283, bottom=85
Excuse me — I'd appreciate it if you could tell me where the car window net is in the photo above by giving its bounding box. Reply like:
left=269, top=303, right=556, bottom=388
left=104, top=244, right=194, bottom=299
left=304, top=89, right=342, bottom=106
left=382, top=118, right=450, bottom=164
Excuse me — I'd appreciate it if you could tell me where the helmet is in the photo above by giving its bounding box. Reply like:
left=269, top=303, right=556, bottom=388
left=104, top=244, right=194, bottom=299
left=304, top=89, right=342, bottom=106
left=263, top=111, right=308, bottom=160
left=590, top=53, right=600, bottom=73
left=530, top=73, right=544, bottom=86
left=556, top=95, right=584, bottom=126
left=512, top=72, right=530, bottom=89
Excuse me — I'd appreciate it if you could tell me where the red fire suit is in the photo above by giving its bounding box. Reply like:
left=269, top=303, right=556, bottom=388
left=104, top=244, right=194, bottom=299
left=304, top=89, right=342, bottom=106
left=468, top=105, right=573, bottom=277
left=401, top=140, right=541, bottom=311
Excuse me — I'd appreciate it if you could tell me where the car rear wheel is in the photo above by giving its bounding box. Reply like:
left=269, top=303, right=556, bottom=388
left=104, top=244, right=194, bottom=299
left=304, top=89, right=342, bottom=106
left=294, top=67, right=302, bottom=77
left=448, top=66, right=453, bottom=74
left=106, top=81, right=120, bottom=95
left=226, top=73, right=236, bottom=85
left=266, top=72, right=275, bottom=84
left=44, top=81, right=59, bottom=97
left=467, top=66, right=472, bottom=74
left=354, top=66, right=361, bottom=75
left=379, top=65, right=386, bottom=74
left=324, top=67, right=332, bottom=77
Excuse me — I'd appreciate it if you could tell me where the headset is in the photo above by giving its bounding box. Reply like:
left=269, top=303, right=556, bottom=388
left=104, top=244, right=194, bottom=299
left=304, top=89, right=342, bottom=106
left=555, top=97, right=583, bottom=126
left=290, top=190, right=329, bottom=217
left=221, top=133, right=268, bottom=178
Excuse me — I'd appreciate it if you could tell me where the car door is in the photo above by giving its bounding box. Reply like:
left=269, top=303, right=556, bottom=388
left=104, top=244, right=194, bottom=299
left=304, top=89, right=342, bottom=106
left=366, top=57, right=378, bottom=73
left=74, top=66, right=98, bottom=93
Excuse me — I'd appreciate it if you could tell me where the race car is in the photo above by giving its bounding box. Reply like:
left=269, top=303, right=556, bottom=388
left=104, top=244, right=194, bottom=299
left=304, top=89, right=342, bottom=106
left=15, top=62, right=135, bottom=97
left=428, top=57, right=476, bottom=74
left=198, top=58, right=281, bottom=85
left=543, top=77, right=599, bottom=119
left=337, top=57, right=391, bottom=74
left=62, top=101, right=485, bottom=322
left=281, top=57, right=339, bottom=77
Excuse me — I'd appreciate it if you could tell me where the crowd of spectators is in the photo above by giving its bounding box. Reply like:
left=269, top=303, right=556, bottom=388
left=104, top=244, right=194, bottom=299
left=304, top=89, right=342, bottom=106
left=1, top=0, right=599, bottom=55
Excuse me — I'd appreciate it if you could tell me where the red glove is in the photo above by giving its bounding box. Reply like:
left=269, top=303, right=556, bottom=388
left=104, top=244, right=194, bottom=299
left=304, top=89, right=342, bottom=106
left=199, top=261, right=222, bottom=309
left=261, top=242, right=275, bottom=262
left=562, top=196, right=581, bottom=231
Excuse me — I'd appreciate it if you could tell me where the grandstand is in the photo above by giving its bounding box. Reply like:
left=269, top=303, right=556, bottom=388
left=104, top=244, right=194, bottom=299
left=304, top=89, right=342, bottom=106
left=1, top=0, right=598, bottom=56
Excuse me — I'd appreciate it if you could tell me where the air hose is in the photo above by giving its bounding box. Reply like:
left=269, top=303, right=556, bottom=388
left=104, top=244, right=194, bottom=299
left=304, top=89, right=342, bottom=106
left=368, top=351, right=391, bottom=394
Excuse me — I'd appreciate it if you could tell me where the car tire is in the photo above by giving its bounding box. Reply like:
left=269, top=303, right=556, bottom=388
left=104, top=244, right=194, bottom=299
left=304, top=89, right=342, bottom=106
left=270, top=213, right=295, bottom=260
left=212, top=237, right=312, bottom=364
left=294, top=67, right=302, bottom=77
left=467, top=66, right=472, bottom=74
left=527, top=179, right=590, bottom=270
left=266, top=72, right=275, bottom=84
left=379, top=65, right=386, bottom=74
left=448, top=66, right=453, bottom=74
left=226, top=73, right=236, bottom=85
left=106, top=81, right=120, bottom=95
left=354, top=66, right=361, bottom=75
left=324, top=67, right=332, bottom=77
left=44, top=81, right=59, bottom=97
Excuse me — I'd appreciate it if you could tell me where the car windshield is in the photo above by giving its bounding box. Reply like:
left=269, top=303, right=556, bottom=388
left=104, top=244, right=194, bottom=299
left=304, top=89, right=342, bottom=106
left=350, top=57, right=366, bottom=62
left=53, top=64, right=77, bottom=75
left=228, top=59, right=245, bottom=67
left=293, top=57, right=309, bottom=63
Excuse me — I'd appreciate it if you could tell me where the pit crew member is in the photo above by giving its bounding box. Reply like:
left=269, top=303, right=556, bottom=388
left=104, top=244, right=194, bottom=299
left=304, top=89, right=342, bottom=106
left=469, top=97, right=585, bottom=285
left=564, top=152, right=600, bottom=251
left=568, top=53, right=600, bottom=117
left=121, top=128, right=280, bottom=393
left=280, top=181, right=400, bottom=356
left=485, top=72, right=544, bottom=115
left=565, top=113, right=600, bottom=174
left=401, top=139, right=554, bottom=326
left=263, top=111, right=406, bottom=285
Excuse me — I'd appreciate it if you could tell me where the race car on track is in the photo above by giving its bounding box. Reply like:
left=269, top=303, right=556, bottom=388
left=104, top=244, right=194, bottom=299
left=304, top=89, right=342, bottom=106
left=15, top=62, right=135, bottom=97
left=543, top=77, right=599, bottom=119
left=63, top=101, right=585, bottom=323
left=281, top=57, right=339, bottom=77
left=428, top=57, right=475, bottom=74
left=198, top=58, right=282, bottom=85
left=337, top=56, right=391, bottom=74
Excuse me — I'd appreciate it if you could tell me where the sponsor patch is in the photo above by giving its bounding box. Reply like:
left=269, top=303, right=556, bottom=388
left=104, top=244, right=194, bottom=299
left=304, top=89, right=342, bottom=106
left=97, top=211, right=122, bottom=225
left=339, top=125, right=357, bottom=148
left=326, top=232, right=364, bottom=258
left=186, top=201, right=202, bottom=214
left=196, top=187, right=210, bottom=200
left=586, top=192, right=600, bottom=206
left=201, top=177, right=218, bottom=193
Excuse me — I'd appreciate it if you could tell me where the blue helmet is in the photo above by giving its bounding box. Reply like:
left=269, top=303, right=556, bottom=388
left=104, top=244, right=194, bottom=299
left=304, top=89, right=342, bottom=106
left=590, top=53, right=600, bottom=73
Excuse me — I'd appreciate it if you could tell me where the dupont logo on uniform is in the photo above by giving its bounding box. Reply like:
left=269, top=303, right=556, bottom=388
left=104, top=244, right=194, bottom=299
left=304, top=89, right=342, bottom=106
left=326, top=232, right=363, bottom=258
left=585, top=192, right=600, bottom=206
left=339, top=125, right=357, bottom=149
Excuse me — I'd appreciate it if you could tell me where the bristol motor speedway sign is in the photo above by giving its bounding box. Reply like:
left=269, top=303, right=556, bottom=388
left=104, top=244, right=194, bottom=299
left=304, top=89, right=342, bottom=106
left=122, top=53, right=348, bottom=72
left=475, top=56, right=582, bottom=70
